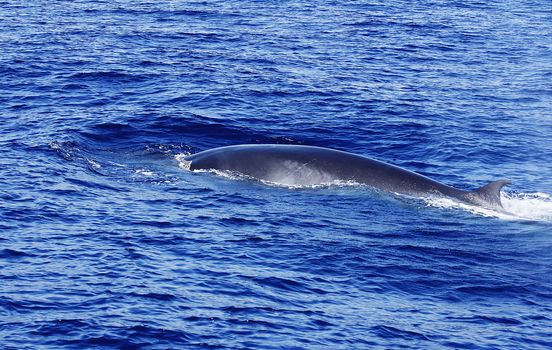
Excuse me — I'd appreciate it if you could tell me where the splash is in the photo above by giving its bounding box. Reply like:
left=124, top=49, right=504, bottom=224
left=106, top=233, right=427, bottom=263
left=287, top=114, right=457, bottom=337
left=175, top=153, right=192, bottom=171
left=257, top=178, right=361, bottom=189
left=424, top=192, right=552, bottom=222
left=501, top=192, right=552, bottom=221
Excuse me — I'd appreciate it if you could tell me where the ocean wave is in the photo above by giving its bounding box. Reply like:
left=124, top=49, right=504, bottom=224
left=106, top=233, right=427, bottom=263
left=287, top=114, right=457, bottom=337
left=3, top=0, right=552, bottom=348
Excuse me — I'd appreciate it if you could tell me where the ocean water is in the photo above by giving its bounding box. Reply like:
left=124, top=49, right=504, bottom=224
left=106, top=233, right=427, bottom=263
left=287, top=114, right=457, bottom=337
left=1, top=0, right=552, bottom=349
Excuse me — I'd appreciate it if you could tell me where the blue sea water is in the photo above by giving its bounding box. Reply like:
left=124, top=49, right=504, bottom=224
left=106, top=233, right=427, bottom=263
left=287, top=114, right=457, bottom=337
left=1, top=0, right=552, bottom=348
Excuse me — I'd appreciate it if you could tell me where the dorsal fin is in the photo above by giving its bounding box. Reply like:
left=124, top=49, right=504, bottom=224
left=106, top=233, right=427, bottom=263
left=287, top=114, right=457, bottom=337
left=472, top=180, right=511, bottom=208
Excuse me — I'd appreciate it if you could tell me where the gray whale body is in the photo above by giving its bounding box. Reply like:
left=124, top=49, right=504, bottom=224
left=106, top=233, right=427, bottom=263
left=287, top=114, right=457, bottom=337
left=186, top=144, right=510, bottom=209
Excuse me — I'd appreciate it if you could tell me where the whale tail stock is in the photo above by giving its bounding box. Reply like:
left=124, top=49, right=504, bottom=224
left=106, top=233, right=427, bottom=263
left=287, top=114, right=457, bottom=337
left=465, top=179, right=511, bottom=209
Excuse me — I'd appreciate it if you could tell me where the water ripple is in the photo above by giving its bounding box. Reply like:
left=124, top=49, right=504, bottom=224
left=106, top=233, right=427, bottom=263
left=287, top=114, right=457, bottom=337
left=1, top=0, right=551, bottom=349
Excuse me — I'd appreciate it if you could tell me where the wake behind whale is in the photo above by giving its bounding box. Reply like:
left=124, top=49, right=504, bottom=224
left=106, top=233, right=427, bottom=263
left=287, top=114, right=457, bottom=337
left=184, top=144, right=511, bottom=210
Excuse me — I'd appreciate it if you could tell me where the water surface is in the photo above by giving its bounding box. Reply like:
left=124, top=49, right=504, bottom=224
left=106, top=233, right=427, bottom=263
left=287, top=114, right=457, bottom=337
left=1, top=1, right=552, bottom=349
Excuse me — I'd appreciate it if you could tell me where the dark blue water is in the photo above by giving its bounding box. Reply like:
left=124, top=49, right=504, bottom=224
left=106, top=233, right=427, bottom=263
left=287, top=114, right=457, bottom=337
left=2, top=1, right=552, bottom=349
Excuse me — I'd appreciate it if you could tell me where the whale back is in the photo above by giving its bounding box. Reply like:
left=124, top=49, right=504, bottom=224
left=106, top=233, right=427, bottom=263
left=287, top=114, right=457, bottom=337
left=186, top=144, right=511, bottom=210
left=187, top=145, right=363, bottom=186
left=186, top=144, right=437, bottom=189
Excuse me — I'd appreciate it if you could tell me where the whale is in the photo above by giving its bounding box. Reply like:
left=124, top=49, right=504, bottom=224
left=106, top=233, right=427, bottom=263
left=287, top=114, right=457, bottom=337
left=185, top=144, right=510, bottom=210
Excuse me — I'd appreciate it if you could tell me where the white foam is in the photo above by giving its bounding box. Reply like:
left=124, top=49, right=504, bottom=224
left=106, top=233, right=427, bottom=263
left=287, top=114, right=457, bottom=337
left=134, top=168, right=155, bottom=177
left=424, top=192, right=552, bottom=222
left=501, top=192, right=552, bottom=221
left=107, top=161, right=127, bottom=167
left=86, top=159, right=102, bottom=169
left=175, top=153, right=192, bottom=170
left=258, top=178, right=361, bottom=189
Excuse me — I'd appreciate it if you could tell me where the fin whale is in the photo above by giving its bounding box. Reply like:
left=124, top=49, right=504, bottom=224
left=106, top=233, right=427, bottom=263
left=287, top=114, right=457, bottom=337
left=185, top=144, right=510, bottom=209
